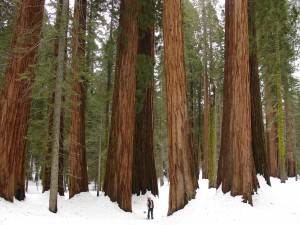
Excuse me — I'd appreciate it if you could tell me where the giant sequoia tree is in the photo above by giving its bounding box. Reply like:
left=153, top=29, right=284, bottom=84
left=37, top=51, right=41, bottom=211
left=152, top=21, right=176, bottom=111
left=103, top=0, right=138, bottom=212
left=248, top=0, right=270, bottom=185
left=0, top=0, right=45, bottom=202
left=163, top=0, right=198, bottom=216
left=217, top=0, right=257, bottom=205
left=132, top=0, right=158, bottom=197
left=69, top=0, right=89, bottom=199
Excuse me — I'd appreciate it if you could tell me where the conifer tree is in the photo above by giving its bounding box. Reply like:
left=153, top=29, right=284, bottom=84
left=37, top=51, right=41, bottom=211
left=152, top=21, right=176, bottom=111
left=49, top=0, right=69, bottom=213
left=217, top=0, right=257, bottom=205
left=163, top=0, right=198, bottom=216
left=0, top=0, right=45, bottom=202
left=69, top=0, right=89, bottom=198
left=103, top=0, right=138, bottom=212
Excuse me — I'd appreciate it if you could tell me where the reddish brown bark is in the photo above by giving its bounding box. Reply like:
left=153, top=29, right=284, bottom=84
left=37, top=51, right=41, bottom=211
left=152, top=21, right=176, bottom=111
left=217, top=0, right=256, bottom=205
left=0, top=0, right=45, bottom=202
left=69, top=0, right=88, bottom=199
left=248, top=0, right=270, bottom=185
left=132, top=8, right=158, bottom=196
left=163, top=0, right=198, bottom=216
left=217, top=0, right=233, bottom=192
left=103, top=0, right=138, bottom=212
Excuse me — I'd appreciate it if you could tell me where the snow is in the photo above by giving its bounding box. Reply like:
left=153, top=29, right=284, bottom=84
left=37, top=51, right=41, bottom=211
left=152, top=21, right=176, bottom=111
left=0, top=176, right=300, bottom=225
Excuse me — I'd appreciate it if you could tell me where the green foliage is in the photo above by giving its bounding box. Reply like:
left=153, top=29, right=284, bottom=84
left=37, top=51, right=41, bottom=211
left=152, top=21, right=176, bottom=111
left=0, top=1, right=14, bottom=84
left=136, top=0, right=156, bottom=33
left=136, top=54, right=154, bottom=113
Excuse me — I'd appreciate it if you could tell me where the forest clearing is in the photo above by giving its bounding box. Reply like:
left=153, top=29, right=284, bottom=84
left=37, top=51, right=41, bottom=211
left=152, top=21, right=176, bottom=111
left=1, top=176, right=300, bottom=225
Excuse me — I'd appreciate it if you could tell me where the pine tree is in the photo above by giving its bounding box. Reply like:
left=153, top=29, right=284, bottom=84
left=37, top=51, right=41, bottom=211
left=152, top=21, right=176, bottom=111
left=49, top=0, right=69, bottom=213
left=43, top=0, right=69, bottom=196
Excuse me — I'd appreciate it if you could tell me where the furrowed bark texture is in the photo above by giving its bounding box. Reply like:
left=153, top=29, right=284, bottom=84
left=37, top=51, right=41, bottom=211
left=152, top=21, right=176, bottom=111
left=132, top=9, right=158, bottom=196
left=103, top=0, right=138, bottom=212
left=217, top=0, right=256, bottom=205
left=69, top=0, right=89, bottom=199
left=0, top=0, right=45, bottom=202
left=163, top=0, right=198, bottom=216
left=248, top=0, right=270, bottom=185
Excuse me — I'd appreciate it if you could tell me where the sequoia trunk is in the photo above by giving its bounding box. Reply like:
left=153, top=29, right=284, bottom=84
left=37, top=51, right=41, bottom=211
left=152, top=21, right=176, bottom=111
left=248, top=0, right=270, bottom=185
left=163, top=0, right=198, bottom=216
left=217, top=0, right=256, bottom=205
left=0, top=0, right=45, bottom=202
left=103, top=0, right=138, bottom=212
left=69, top=0, right=89, bottom=199
left=132, top=4, right=158, bottom=196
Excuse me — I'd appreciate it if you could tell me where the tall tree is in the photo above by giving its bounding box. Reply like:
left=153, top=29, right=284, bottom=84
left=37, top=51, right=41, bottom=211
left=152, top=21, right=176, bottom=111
left=217, top=0, right=257, bottom=205
left=208, top=84, right=217, bottom=188
left=49, top=0, right=68, bottom=213
left=274, top=0, right=288, bottom=183
left=163, top=0, right=198, bottom=216
left=202, top=0, right=209, bottom=180
left=264, top=75, right=278, bottom=177
left=43, top=0, right=69, bottom=196
left=103, top=0, right=138, bottom=212
left=285, top=96, right=296, bottom=177
left=248, top=0, right=271, bottom=185
left=132, top=0, right=158, bottom=196
left=0, top=0, right=45, bottom=202
left=69, top=0, right=89, bottom=199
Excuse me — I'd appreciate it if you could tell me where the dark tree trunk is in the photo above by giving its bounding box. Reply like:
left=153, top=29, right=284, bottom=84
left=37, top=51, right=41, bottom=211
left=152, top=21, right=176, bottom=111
left=43, top=93, right=54, bottom=192
left=197, top=83, right=202, bottom=173
left=285, top=99, right=296, bottom=177
left=208, top=84, right=217, bottom=188
left=69, top=0, right=89, bottom=199
left=58, top=93, right=65, bottom=196
left=0, top=0, right=45, bottom=202
left=132, top=3, right=158, bottom=196
left=265, top=79, right=278, bottom=177
left=163, top=0, right=198, bottom=216
left=202, top=1, right=209, bottom=180
left=217, top=0, right=257, bottom=205
left=248, top=0, right=271, bottom=185
left=103, top=0, right=138, bottom=212
left=203, top=70, right=209, bottom=179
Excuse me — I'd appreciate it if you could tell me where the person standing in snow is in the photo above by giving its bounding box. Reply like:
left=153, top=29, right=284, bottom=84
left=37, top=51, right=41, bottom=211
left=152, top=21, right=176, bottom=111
left=147, top=197, right=154, bottom=219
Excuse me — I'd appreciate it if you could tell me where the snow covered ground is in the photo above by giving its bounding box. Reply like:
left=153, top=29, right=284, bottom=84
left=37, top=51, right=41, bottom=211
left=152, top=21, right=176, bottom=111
left=0, top=176, right=299, bottom=225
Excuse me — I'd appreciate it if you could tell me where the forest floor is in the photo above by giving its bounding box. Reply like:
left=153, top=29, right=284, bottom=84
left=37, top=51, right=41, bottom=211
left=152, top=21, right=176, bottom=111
left=0, top=175, right=299, bottom=225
